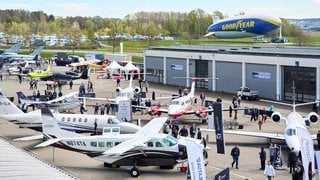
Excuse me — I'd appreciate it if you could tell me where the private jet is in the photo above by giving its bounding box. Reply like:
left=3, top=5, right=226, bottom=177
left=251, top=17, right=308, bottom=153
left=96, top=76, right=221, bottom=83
left=0, top=91, right=140, bottom=134
left=35, top=108, right=209, bottom=177
left=202, top=97, right=317, bottom=179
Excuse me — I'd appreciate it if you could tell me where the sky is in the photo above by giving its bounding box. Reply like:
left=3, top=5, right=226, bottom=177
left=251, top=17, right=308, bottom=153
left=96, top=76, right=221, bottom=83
left=0, top=0, right=319, bottom=19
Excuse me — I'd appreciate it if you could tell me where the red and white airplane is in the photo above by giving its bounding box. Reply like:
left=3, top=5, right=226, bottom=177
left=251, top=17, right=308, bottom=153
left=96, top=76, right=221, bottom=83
left=147, top=78, right=213, bottom=120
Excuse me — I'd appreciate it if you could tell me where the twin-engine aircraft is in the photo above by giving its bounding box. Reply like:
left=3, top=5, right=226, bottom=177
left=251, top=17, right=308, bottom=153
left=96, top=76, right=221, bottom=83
left=146, top=78, right=214, bottom=120
left=35, top=108, right=209, bottom=177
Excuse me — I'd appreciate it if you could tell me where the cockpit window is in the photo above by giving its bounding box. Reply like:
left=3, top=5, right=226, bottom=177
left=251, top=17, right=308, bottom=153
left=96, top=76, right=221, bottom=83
left=161, top=135, right=178, bottom=146
left=285, top=128, right=296, bottom=136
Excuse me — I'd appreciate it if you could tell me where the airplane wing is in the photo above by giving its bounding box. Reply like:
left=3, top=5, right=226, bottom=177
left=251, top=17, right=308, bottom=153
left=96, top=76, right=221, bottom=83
left=14, top=134, right=44, bottom=141
left=34, top=138, right=62, bottom=148
left=47, top=92, right=79, bottom=103
left=103, top=135, right=152, bottom=156
left=200, top=128, right=285, bottom=140
left=135, top=117, right=168, bottom=136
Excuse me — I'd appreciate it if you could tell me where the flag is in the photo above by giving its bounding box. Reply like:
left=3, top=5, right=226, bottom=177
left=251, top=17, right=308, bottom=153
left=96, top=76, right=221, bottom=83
left=214, top=168, right=230, bottom=180
left=297, top=127, right=315, bottom=180
left=186, top=138, right=206, bottom=180
left=213, top=102, right=225, bottom=154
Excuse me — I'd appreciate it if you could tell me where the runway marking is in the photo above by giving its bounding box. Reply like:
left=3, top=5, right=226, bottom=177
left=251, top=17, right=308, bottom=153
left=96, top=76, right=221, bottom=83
left=207, top=164, right=253, bottom=180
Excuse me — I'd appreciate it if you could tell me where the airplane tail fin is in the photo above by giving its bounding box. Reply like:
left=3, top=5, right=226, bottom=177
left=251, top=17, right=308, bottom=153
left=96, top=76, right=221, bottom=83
left=16, top=91, right=27, bottom=100
left=0, top=93, right=24, bottom=115
left=189, top=78, right=196, bottom=97
left=80, top=67, right=89, bottom=79
left=45, top=65, right=51, bottom=74
left=41, top=107, right=82, bottom=138
left=29, top=46, right=44, bottom=57
left=6, top=42, right=23, bottom=53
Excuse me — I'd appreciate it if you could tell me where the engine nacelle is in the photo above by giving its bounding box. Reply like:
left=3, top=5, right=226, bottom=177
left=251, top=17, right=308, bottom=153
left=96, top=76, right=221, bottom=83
left=115, top=87, right=122, bottom=93
left=307, top=112, right=319, bottom=124
left=271, top=112, right=282, bottom=123
left=134, top=87, right=141, bottom=93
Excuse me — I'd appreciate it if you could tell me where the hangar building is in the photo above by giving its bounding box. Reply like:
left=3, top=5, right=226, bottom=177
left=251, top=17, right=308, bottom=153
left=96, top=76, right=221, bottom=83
left=144, top=45, right=320, bottom=103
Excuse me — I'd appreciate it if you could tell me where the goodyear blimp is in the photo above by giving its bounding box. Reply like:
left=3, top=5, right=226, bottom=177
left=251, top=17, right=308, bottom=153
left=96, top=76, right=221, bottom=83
left=205, top=14, right=281, bottom=38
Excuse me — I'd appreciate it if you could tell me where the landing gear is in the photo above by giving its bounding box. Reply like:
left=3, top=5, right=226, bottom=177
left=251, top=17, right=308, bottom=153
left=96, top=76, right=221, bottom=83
left=129, top=167, right=140, bottom=177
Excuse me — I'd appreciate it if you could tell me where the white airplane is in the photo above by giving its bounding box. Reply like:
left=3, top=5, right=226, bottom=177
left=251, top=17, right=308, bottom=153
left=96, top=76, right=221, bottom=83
left=146, top=78, right=214, bottom=120
left=0, top=91, right=141, bottom=134
left=0, top=42, right=23, bottom=55
left=201, top=96, right=319, bottom=155
left=35, top=107, right=209, bottom=177
left=0, top=46, right=44, bottom=62
left=16, top=91, right=81, bottom=113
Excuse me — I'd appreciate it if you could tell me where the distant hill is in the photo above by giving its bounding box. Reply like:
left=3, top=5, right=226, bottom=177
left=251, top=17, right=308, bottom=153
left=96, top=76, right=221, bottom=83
left=287, top=18, right=320, bottom=32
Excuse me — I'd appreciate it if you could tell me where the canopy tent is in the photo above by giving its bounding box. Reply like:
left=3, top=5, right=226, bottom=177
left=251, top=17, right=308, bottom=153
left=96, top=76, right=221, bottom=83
left=106, top=60, right=124, bottom=81
left=121, top=61, right=140, bottom=80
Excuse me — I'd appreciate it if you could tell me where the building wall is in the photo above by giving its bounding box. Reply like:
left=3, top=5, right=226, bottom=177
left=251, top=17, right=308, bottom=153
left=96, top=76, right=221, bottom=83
left=166, top=58, right=187, bottom=86
left=246, top=63, right=277, bottom=99
left=216, top=61, right=242, bottom=93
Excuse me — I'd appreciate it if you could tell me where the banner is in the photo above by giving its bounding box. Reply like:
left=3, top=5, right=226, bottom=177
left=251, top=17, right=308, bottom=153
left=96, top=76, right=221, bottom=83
left=316, top=151, right=320, bottom=178
left=117, top=100, right=132, bottom=122
left=186, top=139, right=206, bottom=180
left=213, top=102, right=225, bottom=154
left=214, top=168, right=230, bottom=180
left=297, top=127, right=315, bottom=180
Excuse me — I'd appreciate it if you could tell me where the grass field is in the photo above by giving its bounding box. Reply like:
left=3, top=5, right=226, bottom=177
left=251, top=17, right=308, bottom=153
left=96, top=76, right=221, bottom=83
left=8, top=32, right=320, bottom=63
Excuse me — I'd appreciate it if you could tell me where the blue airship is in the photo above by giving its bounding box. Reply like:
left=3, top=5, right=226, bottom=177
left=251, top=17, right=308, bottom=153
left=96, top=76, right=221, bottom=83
left=205, top=14, right=281, bottom=38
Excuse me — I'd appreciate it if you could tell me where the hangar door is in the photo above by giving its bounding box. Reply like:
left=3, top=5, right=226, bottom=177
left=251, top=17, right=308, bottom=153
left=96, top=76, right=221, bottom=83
left=284, top=66, right=316, bottom=103
left=195, top=60, right=208, bottom=89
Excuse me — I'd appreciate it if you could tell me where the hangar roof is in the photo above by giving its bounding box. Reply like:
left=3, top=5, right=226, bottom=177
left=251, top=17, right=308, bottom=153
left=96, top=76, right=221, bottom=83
left=0, top=137, right=77, bottom=180
left=148, top=45, right=320, bottom=58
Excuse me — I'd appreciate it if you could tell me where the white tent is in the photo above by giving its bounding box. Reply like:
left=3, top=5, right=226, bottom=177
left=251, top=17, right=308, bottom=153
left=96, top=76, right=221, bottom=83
left=121, top=61, right=140, bottom=80
left=107, top=60, right=123, bottom=71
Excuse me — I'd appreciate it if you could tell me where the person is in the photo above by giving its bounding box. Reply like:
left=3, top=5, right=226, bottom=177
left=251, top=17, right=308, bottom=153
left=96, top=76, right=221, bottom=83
left=230, top=145, right=240, bottom=169
left=172, top=125, right=179, bottom=138
left=269, top=143, right=275, bottom=166
left=163, top=123, right=169, bottom=134
left=197, top=128, right=202, bottom=140
left=179, top=125, right=188, bottom=137
left=264, top=161, right=275, bottom=180
left=189, top=123, right=196, bottom=138
left=139, top=78, right=143, bottom=89
left=69, top=80, right=73, bottom=90
left=93, top=119, right=98, bottom=135
left=317, top=130, right=320, bottom=149
left=288, top=148, right=297, bottom=174
left=200, top=92, right=205, bottom=106
left=292, top=162, right=304, bottom=180
left=116, top=77, right=120, bottom=87
left=105, top=100, right=110, bottom=114
left=94, top=103, right=99, bottom=115
left=216, top=96, right=222, bottom=103
left=100, top=104, right=105, bottom=115
left=261, top=108, right=267, bottom=122
left=178, top=87, right=182, bottom=97
left=258, top=118, right=263, bottom=130
left=250, top=107, right=257, bottom=121
left=237, top=95, right=241, bottom=107
left=80, top=103, right=86, bottom=114
left=145, top=80, right=149, bottom=93
left=259, top=147, right=266, bottom=170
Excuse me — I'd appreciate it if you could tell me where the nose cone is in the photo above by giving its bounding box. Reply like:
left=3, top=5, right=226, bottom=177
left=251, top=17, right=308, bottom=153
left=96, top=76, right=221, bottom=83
left=120, top=122, right=141, bottom=133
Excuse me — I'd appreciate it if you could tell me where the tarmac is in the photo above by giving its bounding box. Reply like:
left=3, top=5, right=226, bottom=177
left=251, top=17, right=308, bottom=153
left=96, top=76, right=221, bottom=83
left=0, top=64, right=319, bottom=180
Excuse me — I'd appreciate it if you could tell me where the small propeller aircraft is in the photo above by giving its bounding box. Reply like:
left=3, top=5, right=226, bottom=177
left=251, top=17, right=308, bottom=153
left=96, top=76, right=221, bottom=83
left=146, top=78, right=215, bottom=121
left=35, top=107, right=209, bottom=177
left=39, top=67, right=89, bottom=82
